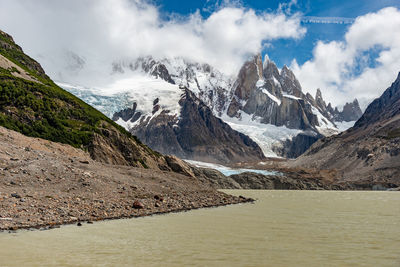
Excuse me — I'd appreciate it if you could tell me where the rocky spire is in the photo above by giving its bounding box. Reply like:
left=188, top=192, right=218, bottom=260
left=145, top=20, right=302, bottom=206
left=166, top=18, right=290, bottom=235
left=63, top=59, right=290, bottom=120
left=263, top=54, right=280, bottom=81
left=279, top=65, right=302, bottom=97
left=227, top=54, right=263, bottom=117
left=315, top=88, right=327, bottom=110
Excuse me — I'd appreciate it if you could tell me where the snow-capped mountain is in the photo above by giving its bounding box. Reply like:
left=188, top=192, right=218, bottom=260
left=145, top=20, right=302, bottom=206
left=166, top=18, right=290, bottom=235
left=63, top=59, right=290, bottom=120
left=111, top=56, right=234, bottom=115
left=58, top=54, right=363, bottom=160
left=58, top=65, right=265, bottom=164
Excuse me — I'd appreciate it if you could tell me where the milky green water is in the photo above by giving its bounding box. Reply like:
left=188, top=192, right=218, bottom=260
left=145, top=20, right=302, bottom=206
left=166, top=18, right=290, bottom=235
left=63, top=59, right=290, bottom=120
left=0, top=190, right=399, bottom=267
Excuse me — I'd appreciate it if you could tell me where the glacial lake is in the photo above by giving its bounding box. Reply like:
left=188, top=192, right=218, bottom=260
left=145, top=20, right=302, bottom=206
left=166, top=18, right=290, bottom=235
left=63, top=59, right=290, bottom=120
left=0, top=190, right=399, bottom=267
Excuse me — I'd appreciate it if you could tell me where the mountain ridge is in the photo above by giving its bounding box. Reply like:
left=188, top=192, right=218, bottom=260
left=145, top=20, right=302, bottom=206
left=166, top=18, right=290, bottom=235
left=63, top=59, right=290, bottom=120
left=289, top=72, right=400, bottom=186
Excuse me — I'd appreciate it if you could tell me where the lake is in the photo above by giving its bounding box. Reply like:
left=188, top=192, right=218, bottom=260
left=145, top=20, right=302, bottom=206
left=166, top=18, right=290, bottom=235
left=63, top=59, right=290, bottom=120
left=1, top=190, right=399, bottom=266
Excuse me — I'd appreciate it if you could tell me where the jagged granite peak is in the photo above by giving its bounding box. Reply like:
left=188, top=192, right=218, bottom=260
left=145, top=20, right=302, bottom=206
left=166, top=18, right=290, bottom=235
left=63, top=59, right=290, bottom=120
left=227, top=54, right=333, bottom=132
left=263, top=54, right=281, bottom=82
left=223, top=54, right=342, bottom=157
left=340, top=99, right=363, bottom=122
left=279, top=65, right=302, bottom=97
left=232, top=54, right=263, bottom=101
left=315, top=88, right=327, bottom=110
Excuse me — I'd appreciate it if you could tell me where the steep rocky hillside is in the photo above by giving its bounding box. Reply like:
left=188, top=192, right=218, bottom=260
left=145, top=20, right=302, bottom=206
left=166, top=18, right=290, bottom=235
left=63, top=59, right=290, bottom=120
left=0, top=125, right=251, bottom=231
left=290, top=73, right=400, bottom=186
left=123, top=89, right=265, bottom=164
left=0, top=29, right=170, bottom=170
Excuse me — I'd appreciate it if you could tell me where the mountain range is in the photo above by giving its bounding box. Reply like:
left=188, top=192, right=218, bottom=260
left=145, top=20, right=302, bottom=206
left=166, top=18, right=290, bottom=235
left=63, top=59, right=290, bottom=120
left=60, top=53, right=362, bottom=163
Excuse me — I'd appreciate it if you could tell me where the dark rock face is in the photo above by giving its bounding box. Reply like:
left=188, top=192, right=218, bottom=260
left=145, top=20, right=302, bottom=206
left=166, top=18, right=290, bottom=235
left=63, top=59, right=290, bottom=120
left=340, top=100, right=363, bottom=121
left=274, top=132, right=323, bottom=158
left=355, top=72, right=400, bottom=128
left=126, top=89, right=265, bottom=164
left=279, top=65, right=303, bottom=97
left=291, top=72, right=400, bottom=185
left=112, top=103, right=139, bottom=122
left=232, top=54, right=263, bottom=101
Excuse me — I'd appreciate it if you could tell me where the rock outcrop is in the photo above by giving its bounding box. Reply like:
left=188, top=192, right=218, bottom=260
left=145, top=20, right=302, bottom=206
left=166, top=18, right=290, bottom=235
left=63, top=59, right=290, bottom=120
left=114, top=89, right=266, bottom=164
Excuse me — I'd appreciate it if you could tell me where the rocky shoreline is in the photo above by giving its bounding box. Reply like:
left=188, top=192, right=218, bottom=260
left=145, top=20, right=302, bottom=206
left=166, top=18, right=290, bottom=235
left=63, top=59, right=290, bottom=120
left=0, top=127, right=253, bottom=232
left=2, top=125, right=397, bottom=232
left=0, top=191, right=252, bottom=232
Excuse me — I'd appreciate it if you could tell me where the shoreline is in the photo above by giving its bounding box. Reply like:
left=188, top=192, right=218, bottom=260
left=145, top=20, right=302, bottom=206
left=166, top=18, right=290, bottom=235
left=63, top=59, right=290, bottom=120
left=0, top=126, right=256, bottom=232
left=1, top=195, right=254, bottom=232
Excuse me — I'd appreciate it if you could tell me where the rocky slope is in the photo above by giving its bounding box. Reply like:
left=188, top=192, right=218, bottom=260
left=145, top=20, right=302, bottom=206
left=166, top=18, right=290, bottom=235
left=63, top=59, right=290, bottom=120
left=0, top=126, right=252, bottom=231
left=0, top=29, right=172, bottom=171
left=289, top=73, right=400, bottom=186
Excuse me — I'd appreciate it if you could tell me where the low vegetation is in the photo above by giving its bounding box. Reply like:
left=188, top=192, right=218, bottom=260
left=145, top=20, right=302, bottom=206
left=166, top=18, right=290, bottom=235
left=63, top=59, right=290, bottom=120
left=0, top=30, right=145, bottom=151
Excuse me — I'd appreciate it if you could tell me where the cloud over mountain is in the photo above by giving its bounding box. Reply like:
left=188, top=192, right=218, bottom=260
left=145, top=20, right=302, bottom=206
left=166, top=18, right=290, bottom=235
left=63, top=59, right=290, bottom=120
left=0, top=0, right=305, bottom=86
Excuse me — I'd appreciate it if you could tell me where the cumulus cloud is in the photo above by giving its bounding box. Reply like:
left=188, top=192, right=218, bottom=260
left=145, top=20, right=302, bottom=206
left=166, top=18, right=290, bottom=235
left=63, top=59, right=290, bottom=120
left=291, top=7, right=400, bottom=109
left=0, top=0, right=305, bottom=86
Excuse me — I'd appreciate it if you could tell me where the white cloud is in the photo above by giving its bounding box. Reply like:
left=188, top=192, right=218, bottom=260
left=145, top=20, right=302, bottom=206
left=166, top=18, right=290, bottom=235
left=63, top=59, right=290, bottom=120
left=292, top=7, right=400, bottom=109
left=0, top=0, right=305, bottom=87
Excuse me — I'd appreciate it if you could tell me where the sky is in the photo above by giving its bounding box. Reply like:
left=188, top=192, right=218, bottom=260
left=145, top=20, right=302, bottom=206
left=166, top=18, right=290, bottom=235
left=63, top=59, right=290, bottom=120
left=0, top=0, right=400, bottom=108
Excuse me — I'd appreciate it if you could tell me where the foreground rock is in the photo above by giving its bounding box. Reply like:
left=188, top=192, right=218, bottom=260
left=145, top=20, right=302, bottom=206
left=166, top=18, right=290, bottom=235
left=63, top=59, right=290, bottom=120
left=0, top=127, right=252, bottom=231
